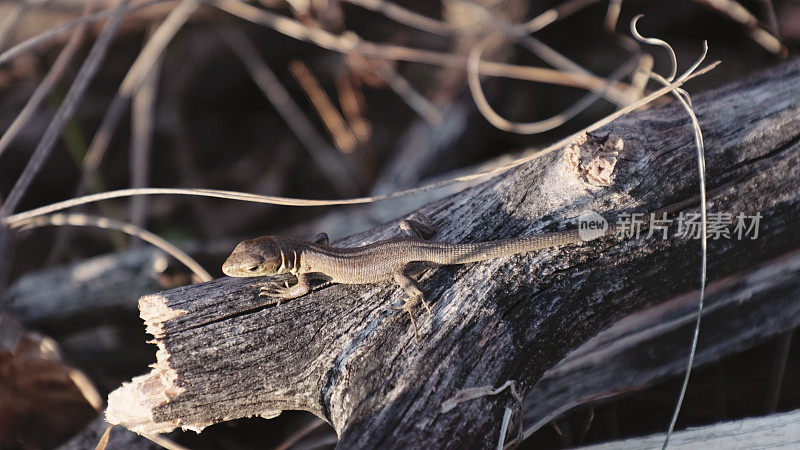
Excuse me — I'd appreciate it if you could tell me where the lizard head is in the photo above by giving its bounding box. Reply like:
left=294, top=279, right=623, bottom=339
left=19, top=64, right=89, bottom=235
left=222, top=236, right=285, bottom=277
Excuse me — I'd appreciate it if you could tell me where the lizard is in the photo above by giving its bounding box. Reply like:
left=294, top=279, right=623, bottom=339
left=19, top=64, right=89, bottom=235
left=221, top=188, right=721, bottom=340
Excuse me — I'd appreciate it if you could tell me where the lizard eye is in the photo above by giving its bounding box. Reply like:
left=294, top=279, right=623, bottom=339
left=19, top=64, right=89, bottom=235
left=247, top=265, right=260, bottom=272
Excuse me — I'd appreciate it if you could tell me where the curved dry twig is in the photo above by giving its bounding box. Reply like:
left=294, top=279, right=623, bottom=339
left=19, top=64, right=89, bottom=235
left=12, top=213, right=212, bottom=282
left=467, top=35, right=637, bottom=134
left=1, top=62, right=719, bottom=227
left=209, top=0, right=628, bottom=92
left=630, top=15, right=677, bottom=82
left=630, top=17, right=710, bottom=449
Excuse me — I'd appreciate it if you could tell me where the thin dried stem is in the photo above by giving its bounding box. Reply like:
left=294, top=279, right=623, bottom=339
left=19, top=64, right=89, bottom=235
left=693, top=0, right=786, bottom=56
left=335, top=72, right=371, bottom=142
left=77, top=0, right=200, bottom=196
left=11, top=213, right=212, bottom=282
left=289, top=59, right=358, bottom=154
left=0, top=0, right=51, bottom=51
left=220, top=28, right=359, bottom=195
left=375, top=62, right=442, bottom=125
left=628, top=53, right=654, bottom=104
left=631, top=16, right=710, bottom=446
left=0, top=0, right=131, bottom=218
left=210, top=0, right=632, bottom=93
left=273, top=417, right=327, bottom=450
left=604, top=0, right=623, bottom=32
left=466, top=3, right=635, bottom=107
left=342, top=0, right=455, bottom=36
left=630, top=15, right=677, bottom=82
left=130, top=26, right=163, bottom=236
left=758, top=0, right=780, bottom=38
left=0, top=1, right=93, bottom=160
left=1, top=62, right=719, bottom=226
left=0, top=0, right=169, bottom=67
left=519, top=0, right=602, bottom=34
left=658, top=73, right=707, bottom=449
left=468, top=35, right=638, bottom=134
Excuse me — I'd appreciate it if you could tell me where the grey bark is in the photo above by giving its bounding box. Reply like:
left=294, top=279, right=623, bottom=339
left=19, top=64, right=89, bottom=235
left=524, top=249, right=800, bottom=438
left=578, top=408, right=800, bottom=449
left=106, top=59, right=800, bottom=448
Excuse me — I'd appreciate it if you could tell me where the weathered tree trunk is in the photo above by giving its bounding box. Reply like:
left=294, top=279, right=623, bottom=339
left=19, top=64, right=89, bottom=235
left=106, top=59, right=800, bottom=448
left=523, top=249, right=800, bottom=437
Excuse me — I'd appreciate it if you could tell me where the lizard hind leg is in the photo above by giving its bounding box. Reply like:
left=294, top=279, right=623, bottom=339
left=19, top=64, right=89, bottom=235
left=392, top=268, right=432, bottom=342
left=400, top=213, right=436, bottom=239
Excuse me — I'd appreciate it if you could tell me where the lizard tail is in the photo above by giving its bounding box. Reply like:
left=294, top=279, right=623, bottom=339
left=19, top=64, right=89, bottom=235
left=423, top=229, right=587, bottom=265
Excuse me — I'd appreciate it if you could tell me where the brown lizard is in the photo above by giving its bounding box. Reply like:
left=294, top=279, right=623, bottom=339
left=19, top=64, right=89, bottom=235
left=222, top=205, right=676, bottom=339
left=221, top=180, right=735, bottom=340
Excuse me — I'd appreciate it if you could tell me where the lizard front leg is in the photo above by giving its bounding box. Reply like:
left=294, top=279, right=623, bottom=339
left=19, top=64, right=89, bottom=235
left=392, top=268, right=432, bottom=342
left=259, top=272, right=311, bottom=305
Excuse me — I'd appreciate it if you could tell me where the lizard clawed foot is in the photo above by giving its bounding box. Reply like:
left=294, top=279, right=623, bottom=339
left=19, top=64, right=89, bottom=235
left=394, top=300, right=421, bottom=343
left=393, top=294, right=432, bottom=343
left=392, top=268, right=432, bottom=342
left=258, top=284, right=293, bottom=306
left=258, top=276, right=311, bottom=304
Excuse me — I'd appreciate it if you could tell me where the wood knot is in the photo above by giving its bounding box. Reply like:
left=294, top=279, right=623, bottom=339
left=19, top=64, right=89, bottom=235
left=564, top=133, right=622, bottom=186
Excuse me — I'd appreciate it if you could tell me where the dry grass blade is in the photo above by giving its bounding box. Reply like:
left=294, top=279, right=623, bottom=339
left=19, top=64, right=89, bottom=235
left=628, top=53, right=655, bottom=103
left=758, top=0, right=780, bottom=37
left=11, top=213, right=212, bottom=282
left=0, top=61, right=719, bottom=226
left=78, top=0, right=200, bottom=194
left=289, top=59, right=358, bottom=154
left=335, top=72, right=371, bottom=142
left=220, top=28, right=360, bottom=195
left=694, top=0, right=786, bottom=56
left=630, top=15, right=711, bottom=445
left=0, top=0, right=169, bottom=67
left=498, top=407, right=513, bottom=450
left=0, top=1, right=93, bottom=160
left=130, top=26, right=162, bottom=233
left=95, top=424, right=112, bottom=450
left=141, top=433, right=189, bottom=450
left=659, top=77, right=707, bottom=449
left=273, top=417, right=327, bottom=450
left=519, top=0, right=603, bottom=34
left=343, top=0, right=455, bottom=36
left=375, top=62, right=442, bottom=125
left=210, top=0, right=633, bottom=93
left=0, top=0, right=50, bottom=51
left=0, top=0, right=131, bottom=218
left=604, top=0, right=623, bottom=31
left=468, top=37, right=638, bottom=134
left=631, top=15, right=677, bottom=82
left=465, top=3, right=635, bottom=107
left=67, top=369, right=104, bottom=411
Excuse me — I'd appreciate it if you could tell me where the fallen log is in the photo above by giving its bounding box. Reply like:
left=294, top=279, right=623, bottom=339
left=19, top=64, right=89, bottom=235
left=106, top=59, right=800, bottom=448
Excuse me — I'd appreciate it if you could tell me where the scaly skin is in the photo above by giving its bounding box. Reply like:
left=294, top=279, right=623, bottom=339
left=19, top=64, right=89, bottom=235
left=222, top=186, right=721, bottom=340
left=222, top=218, right=592, bottom=340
